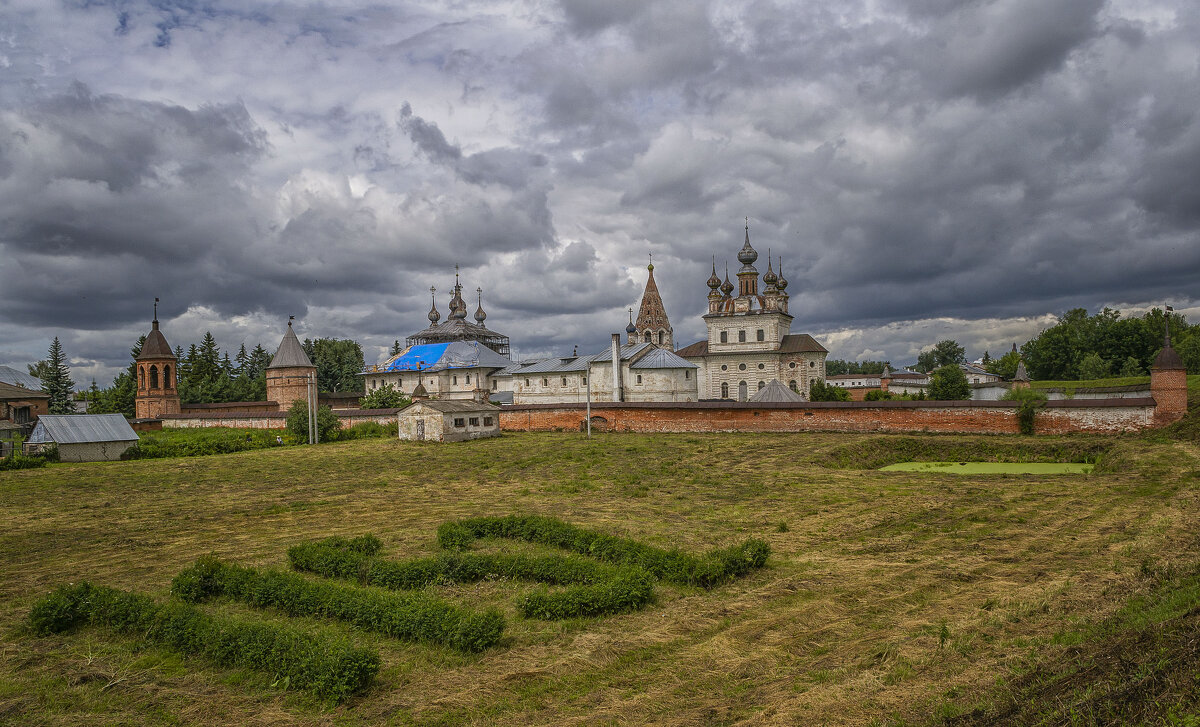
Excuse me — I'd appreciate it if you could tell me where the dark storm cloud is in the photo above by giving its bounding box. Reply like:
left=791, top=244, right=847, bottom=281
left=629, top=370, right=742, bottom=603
left=2, top=0, right=1199, bottom=379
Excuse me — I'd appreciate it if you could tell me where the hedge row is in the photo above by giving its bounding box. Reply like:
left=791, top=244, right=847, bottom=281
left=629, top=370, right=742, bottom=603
left=289, top=536, right=655, bottom=619
left=29, top=582, right=378, bottom=702
left=172, top=556, right=504, bottom=652
left=436, top=515, right=770, bottom=588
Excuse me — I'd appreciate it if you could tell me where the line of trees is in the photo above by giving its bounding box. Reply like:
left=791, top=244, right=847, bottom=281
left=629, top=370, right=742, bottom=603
left=1019, top=307, right=1198, bottom=381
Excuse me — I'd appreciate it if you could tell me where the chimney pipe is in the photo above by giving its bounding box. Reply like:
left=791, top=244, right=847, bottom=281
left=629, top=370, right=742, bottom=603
left=611, top=333, right=622, bottom=402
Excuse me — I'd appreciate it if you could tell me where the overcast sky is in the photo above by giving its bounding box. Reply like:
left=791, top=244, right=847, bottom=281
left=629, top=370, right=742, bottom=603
left=2, top=0, right=1198, bottom=385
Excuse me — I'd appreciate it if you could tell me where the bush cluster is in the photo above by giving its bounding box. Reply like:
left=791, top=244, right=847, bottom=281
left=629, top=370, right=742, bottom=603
left=437, top=515, right=770, bottom=588
left=337, top=421, right=393, bottom=440
left=0, top=453, right=50, bottom=471
left=290, top=535, right=657, bottom=619
left=29, top=582, right=378, bottom=702
left=127, top=427, right=290, bottom=459
left=172, top=556, right=504, bottom=652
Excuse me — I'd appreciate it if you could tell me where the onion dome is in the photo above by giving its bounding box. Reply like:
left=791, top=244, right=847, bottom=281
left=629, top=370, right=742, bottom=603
left=427, top=286, right=440, bottom=324
left=720, top=264, right=734, bottom=297
left=707, top=256, right=721, bottom=289
left=763, top=248, right=778, bottom=288
left=776, top=256, right=788, bottom=291
left=737, top=221, right=758, bottom=266
left=626, top=308, right=637, bottom=335
left=473, top=288, right=487, bottom=324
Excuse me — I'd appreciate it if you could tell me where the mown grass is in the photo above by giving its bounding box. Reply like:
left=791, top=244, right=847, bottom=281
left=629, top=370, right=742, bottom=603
left=1, top=429, right=1198, bottom=725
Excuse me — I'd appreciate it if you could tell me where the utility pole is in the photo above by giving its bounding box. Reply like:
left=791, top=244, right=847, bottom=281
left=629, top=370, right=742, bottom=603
left=585, top=360, right=592, bottom=438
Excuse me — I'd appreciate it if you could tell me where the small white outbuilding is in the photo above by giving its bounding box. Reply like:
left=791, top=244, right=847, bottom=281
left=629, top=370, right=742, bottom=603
left=397, top=399, right=500, bottom=442
left=27, top=414, right=139, bottom=462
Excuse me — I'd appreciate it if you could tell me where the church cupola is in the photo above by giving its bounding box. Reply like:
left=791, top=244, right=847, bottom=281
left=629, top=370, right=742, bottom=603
left=448, top=266, right=468, bottom=320
left=720, top=263, right=734, bottom=298
left=474, top=287, right=487, bottom=325
left=427, top=286, right=441, bottom=324
left=707, top=257, right=723, bottom=313
left=736, top=220, right=760, bottom=297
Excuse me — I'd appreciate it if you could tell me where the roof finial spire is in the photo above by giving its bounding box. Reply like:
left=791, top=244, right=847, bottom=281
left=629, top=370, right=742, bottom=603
left=648, top=252, right=653, bottom=272
left=1165, top=305, right=1174, bottom=347
left=153, top=297, right=159, bottom=323
left=288, top=314, right=294, bottom=327
left=474, top=287, right=487, bottom=324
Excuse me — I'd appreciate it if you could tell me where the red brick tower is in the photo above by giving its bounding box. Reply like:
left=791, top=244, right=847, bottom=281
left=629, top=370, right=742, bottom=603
left=134, top=300, right=181, bottom=419
left=265, top=318, right=317, bottom=410
left=1151, top=314, right=1188, bottom=425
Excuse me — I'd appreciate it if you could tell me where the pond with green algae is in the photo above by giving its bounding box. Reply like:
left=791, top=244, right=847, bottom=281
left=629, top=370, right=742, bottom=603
left=879, top=462, right=1095, bottom=474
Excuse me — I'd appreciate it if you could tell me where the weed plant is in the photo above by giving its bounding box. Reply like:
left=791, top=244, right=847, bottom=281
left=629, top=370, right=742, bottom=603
left=172, top=556, right=503, bottom=652
left=29, top=582, right=378, bottom=702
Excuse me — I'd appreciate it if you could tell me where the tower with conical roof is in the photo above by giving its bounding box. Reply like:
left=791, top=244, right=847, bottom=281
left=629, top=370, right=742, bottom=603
left=631, top=256, right=674, bottom=349
left=1151, top=309, right=1188, bottom=424
left=265, top=317, right=318, bottom=410
left=134, top=298, right=181, bottom=419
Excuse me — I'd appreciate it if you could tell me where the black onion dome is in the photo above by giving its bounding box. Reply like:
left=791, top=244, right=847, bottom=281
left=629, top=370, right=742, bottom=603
left=707, top=257, right=721, bottom=289
left=776, top=257, right=788, bottom=291
left=737, top=226, right=758, bottom=266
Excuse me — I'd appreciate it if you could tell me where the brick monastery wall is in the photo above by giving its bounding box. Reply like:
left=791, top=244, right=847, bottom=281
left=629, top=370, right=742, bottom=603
left=499, top=398, right=1159, bottom=435
left=160, top=408, right=401, bottom=430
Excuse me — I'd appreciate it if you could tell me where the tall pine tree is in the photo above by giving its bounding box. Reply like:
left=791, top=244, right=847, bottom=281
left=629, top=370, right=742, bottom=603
left=41, top=337, right=77, bottom=414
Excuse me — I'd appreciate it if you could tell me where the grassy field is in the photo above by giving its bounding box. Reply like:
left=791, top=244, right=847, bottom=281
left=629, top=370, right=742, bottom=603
left=2, top=429, right=1199, bottom=725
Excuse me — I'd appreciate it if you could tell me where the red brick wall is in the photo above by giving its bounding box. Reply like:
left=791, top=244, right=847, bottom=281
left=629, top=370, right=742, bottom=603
left=1151, top=369, right=1188, bottom=425
left=500, top=399, right=1159, bottom=435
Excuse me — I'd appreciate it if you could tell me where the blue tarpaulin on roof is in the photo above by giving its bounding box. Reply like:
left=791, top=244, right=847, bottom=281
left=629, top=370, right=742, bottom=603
left=385, top=343, right=451, bottom=372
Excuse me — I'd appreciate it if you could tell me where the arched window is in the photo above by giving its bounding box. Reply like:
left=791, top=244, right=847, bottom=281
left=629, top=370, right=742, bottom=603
left=466, top=374, right=471, bottom=384
left=721, top=382, right=729, bottom=398
left=452, top=375, right=458, bottom=385
left=758, top=381, right=765, bottom=390
left=643, top=332, right=651, bottom=343
left=738, top=381, right=748, bottom=401
left=658, top=331, right=664, bottom=344
left=164, top=364, right=172, bottom=388
left=149, top=365, right=159, bottom=389
left=636, top=374, right=643, bottom=384
left=789, top=380, right=798, bottom=392
left=139, top=366, right=145, bottom=389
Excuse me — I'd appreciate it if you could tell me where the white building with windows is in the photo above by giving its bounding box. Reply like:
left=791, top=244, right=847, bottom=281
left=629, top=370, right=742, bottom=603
left=677, top=225, right=829, bottom=400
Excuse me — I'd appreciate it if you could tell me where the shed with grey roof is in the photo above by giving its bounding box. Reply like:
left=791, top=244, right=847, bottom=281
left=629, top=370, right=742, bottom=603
left=397, top=399, right=501, bottom=442
left=26, top=414, right=139, bottom=462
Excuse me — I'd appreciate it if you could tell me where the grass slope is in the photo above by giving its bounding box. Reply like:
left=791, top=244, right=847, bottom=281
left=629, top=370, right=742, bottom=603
left=1, top=430, right=1198, bottom=725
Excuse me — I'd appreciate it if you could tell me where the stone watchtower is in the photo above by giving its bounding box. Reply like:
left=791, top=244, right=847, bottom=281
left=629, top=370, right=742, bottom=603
left=1151, top=315, right=1188, bottom=425
left=134, top=302, right=181, bottom=419
left=265, top=318, right=318, bottom=410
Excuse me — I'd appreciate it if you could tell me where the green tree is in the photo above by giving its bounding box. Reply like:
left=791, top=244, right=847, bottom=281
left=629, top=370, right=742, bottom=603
left=809, top=379, right=851, bottom=401
left=986, top=349, right=1022, bottom=380
left=1077, top=352, right=1110, bottom=380
left=1117, top=356, right=1144, bottom=377
left=302, top=338, right=365, bottom=393
left=1001, top=387, right=1047, bottom=435
left=40, top=337, right=77, bottom=414
left=929, top=364, right=970, bottom=400
left=1178, top=333, right=1200, bottom=375
left=285, top=400, right=341, bottom=443
left=360, top=383, right=411, bottom=410
left=390, top=340, right=403, bottom=356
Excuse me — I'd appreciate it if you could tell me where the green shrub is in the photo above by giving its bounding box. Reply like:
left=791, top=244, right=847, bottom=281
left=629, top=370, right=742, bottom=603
left=519, top=568, right=655, bottom=619
left=173, top=556, right=503, bottom=652
left=359, top=383, right=411, bottom=410
left=809, top=380, right=852, bottom=401
left=285, top=401, right=341, bottom=443
left=436, top=515, right=770, bottom=588
left=929, top=365, right=971, bottom=400
left=336, top=421, right=392, bottom=441
left=29, top=582, right=378, bottom=702
left=1001, top=388, right=1049, bottom=435
left=0, top=453, right=49, bottom=471
left=129, top=427, right=291, bottom=459
left=289, top=535, right=658, bottom=619
left=864, top=390, right=894, bottom=401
